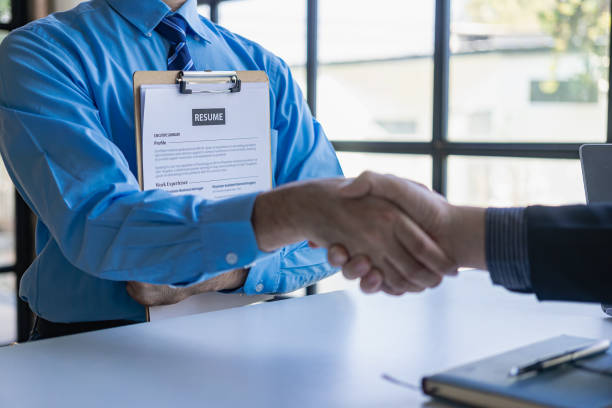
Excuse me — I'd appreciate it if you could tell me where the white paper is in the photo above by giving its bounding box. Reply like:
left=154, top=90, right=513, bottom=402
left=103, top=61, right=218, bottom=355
left=148, top=292, right=273, bottom=321
left=139, top=80, right=273, bottom=321
left=141, top=82, right=272, bottom=200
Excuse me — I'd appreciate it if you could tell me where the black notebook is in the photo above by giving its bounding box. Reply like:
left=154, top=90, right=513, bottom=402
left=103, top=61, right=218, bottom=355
left=422, top=335, right=612, bottom=408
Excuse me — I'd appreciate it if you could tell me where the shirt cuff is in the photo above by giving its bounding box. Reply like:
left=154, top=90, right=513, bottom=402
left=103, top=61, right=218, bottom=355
left=485, top=207, right=532, bottom=291
left=239, top=252, right=282, bottom=294
left=198, top=191, right=278, bottom=274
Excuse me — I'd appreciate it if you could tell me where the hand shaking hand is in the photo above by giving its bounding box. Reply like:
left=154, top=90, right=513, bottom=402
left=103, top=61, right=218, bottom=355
left=315, top=171, right=486, bottom=296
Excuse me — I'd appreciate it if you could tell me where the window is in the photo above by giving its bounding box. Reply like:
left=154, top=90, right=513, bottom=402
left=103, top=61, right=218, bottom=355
left=450, top=0, right=610, bottom=143
left=210, top=0, right=611, bottom=295
left=213, top=0, right=307, bottom=87
left=447, top=156, right=585, bottom=206
left=318, top=1, right=435, bottom=142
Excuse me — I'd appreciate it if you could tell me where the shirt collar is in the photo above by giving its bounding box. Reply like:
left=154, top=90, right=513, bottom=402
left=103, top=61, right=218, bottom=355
left=106, top=0, right=211, bottom=43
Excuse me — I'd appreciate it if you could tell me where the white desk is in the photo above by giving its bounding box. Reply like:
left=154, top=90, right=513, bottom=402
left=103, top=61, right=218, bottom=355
left=0, top=272, right=610, bottom=407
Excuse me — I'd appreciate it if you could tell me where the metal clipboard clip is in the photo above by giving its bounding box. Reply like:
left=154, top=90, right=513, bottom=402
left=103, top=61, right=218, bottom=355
left=176, top=71, right=242, bottom=95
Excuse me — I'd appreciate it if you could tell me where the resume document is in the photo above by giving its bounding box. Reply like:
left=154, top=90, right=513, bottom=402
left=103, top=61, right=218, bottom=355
left=140, top=81, right=272, bottom=200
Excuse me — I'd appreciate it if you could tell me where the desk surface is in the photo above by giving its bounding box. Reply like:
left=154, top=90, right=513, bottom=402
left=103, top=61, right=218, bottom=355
left=0, top=272, right=610, bottom=407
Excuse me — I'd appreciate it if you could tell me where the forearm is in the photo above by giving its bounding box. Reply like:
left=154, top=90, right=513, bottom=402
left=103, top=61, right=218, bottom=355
left=447, top=206, right=487, bottom=270
left=251, top=184, right=306, bottom=252
left=251, top=180, right=339, bottom=252
left=447, top=205, right=532, bottom=292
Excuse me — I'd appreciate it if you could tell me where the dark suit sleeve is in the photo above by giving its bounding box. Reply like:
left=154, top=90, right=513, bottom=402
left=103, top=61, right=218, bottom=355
left=526, top=204, right=612, bottom=303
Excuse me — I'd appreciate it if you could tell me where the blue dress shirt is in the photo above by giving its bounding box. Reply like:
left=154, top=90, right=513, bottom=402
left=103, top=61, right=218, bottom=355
left=0, top=0, right=342, bottom=322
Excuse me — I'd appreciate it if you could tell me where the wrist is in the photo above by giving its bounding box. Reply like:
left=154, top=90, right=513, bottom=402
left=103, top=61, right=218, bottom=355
left=252, top=182, right=310, bottom=252
left=446, top=205, right=487, bottom=269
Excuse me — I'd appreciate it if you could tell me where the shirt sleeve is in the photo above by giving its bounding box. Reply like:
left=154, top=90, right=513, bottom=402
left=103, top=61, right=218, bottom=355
left=0, top=26, right=277, bottom=286
left=485, top=207, right=533, bottom=291
left=238, top=56, right=343, bottom=295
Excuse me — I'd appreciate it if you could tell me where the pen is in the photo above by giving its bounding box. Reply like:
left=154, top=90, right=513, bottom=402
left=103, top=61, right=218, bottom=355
left=508, top=339, right=610, bottom=377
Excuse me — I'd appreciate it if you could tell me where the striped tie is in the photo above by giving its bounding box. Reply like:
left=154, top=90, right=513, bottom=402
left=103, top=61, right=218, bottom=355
left=155, top=14, right=195, bottom=71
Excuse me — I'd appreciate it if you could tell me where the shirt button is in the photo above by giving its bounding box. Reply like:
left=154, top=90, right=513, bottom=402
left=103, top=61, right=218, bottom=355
left=225, top=252, right=238, bottom=265
left=255, top=283, right=264, bottom=293
left=146, top=32, right=152, bottom=37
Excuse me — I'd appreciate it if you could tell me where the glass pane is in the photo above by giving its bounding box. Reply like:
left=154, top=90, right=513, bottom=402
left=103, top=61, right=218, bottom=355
left=450, top=0, right=610, bottom=142
left=214, top=0, right=306, bottom=93
left=0, top=162, right=14, bottom=265
left=447, top=156, right=585, bottom=207
left=0, top=0, right=10, bottom=25
left=216, top=0, right=306, bottom=67
left=318, top=1, right=435, bottom=142
left=197, top=4, right=210, bottom=19
left=0, top=30, right=15, bottom=345
left=0, top=31, right=14, bottom=266
left=317, top=153, right=432, bottom=294
left=0, top=273, right=15, bottom=345
left=337, top=152, right=432, bottom=188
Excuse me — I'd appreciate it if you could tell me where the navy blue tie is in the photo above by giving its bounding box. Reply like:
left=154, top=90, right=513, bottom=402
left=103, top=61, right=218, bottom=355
left=155, top=14, right=195, bottom=71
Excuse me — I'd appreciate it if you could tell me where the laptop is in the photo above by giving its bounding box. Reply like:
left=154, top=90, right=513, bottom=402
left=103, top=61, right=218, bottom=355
left=579, top=144, right=612, bottom=316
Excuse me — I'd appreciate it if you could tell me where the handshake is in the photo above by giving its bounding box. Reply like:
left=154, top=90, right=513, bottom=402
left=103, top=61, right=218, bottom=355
left=128, top=171, right=488, bottom=306
left=253, top=171, right=488, bottom=296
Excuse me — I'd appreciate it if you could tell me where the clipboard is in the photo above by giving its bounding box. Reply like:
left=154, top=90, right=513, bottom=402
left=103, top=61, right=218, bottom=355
left=133, top=71, right=274, bottom=321
left=133, top=70, right=271, bottom=190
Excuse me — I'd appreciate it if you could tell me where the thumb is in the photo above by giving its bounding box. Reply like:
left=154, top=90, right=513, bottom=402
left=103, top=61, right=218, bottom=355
left=340, top=171, right=377, bottom=198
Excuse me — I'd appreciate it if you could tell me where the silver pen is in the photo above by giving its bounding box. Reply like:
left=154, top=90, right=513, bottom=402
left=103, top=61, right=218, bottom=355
left=509, top=339, right=611, bottom=377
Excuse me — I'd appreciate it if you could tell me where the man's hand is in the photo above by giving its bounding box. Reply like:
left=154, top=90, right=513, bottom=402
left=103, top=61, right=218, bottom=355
left=252, top=178, right=457, bottom=295
left=332, top=171, right=486, bottom=293
left=126, top=268, right=248, bottom=307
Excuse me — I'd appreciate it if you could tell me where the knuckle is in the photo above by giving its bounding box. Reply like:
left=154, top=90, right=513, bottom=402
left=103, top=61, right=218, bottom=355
left=412, top=237, right=426, bottom=253
left=362, top=170, right=375, bottom=180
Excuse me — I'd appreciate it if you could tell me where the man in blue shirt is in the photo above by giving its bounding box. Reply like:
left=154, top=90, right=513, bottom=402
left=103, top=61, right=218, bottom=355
left=0, top=0, right=455, bottom=338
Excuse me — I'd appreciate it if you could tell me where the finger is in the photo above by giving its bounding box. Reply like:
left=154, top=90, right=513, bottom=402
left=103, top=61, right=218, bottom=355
left=384, top=241, right=444, bottom=289
left=340, top=171, right=405, bottom=204
left=339, top=171, right=376, bottom=198
left=327, top=244, right=350, bottom=267
left=308, top=241, right=320, bottom=248
left=380, top=258, right=426, bottom=294
left=394, top=216, right=458, bottom=277
left=381, top=282, right=423, bottom=296
left=360, top=269, right=383, bottom=293
left=341, top=254, right=372, bottom=280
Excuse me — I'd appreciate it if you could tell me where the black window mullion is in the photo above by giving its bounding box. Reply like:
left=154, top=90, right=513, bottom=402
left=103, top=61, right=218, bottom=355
left=305, top=0, right=318, bottom=296
left=15, top=193, right=34, bottom=342
left=209, top=0, right=220, bottom=24
left=332, top=141, right=582, bottom=159
left=432, top=0, right=450, bottom=196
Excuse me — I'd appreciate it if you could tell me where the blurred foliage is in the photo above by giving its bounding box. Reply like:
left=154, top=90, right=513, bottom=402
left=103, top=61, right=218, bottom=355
left=466, top=0, right=611, bottom=90
left=0, top=0, right=10, bottom=24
